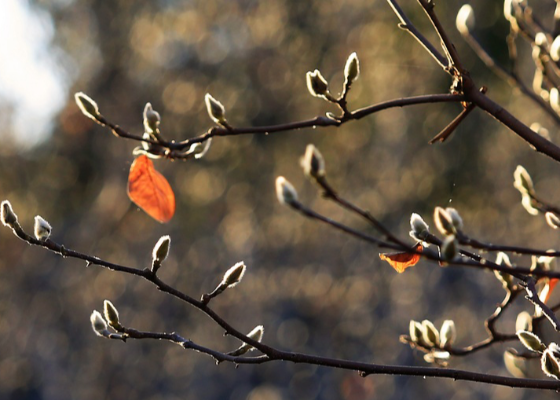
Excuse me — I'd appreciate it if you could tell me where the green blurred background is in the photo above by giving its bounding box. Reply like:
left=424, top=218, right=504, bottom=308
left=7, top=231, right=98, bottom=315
left=1, top=0, right=560, bottom=399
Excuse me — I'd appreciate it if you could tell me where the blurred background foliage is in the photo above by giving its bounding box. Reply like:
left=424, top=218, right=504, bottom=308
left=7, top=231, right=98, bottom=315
left=1, top=0, right=560, bottom=399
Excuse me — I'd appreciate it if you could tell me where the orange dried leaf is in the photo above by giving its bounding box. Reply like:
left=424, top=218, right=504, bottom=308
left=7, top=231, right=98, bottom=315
left=544, top=278, right=559, bottom=304
left=379, top=243, right=423, bottom=273
left=128, top=155, right=175, bottom=223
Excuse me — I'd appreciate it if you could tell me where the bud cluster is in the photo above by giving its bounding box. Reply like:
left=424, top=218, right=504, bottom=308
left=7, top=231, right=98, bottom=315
left=407, top=319, right=456, bottom=350
left=90, top=300, right=125, bottom=339
left=407, top=319, right=456, bottom=366
left=306, top=52, right=361, bottom=103
left=432, top=207, right=464, bottom=262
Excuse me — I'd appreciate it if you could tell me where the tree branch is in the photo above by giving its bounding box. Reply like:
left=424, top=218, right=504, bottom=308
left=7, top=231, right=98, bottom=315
left=91, top=94, right=465, bottom=159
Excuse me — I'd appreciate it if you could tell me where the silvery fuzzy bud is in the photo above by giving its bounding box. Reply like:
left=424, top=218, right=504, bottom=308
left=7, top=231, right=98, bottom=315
left=503, top=0, right=516, bottom=22
left=143, top=103, right=161, bottom=135
left=532, top=44, right=542, bottom=63
left=90, top=310, right=109, bottom=337
left=409, top=320, right=424, bottom=344
left=440, top=320, right=456, bottom=348
left=152, top=235, right=171, bottom=272
left=550, top=343, right=560, bottom=357
left=445, top=207, right=463, bottom=231
left=541, top=348, right=560, bottom=380
left=204, top=93, right=227, bottom=125
left=275, top=176, right=298, bottom=205
left=422, top=320, right=440, bottom=347
left=75, top=92, right=100, bottom=120
left=517, top=330, right=546, bottom=353
left=222, top=262, right=246, bottom=288
left=434, top=207, right=455, bottom=235
left=504, top=350, right=527, bottom=378
left=530, top=122, right=550, bottom=141
left=188, top=138, right=213, bottom=159
left=153, top=235, right=171, bottom=263
left=521, top=194, right=539, bottom=216
left=551, top=36, right=560, bottom=62
left=409, top=213, right=429, bottom=241
left=306, top=69, right=329, bottom=98
left=301, top=144, right=325, bottom=179
left=103, top=300, right=121, bottom=330
left=246, top=325, right=264, bottom=347
left=531, top=254, right=555, bottom=275
left=537, top=254, right=555, bottom=271
left=516, top=311, right=532, bottom=333
left=1, top=200, right=18, bottom=227
left=441, top=235, right=458, bottom=262
left=535, top=33, right=549, bottom=47
left=344, top=52, right=360, bottom=84
left=456, top=4, right=475, bottom=35
left=546, top=212, right=560, bottom=229
left=424, top=351, right=450, bottom=365
left=496, top=252, right=512, bottom=267
left=513, top=165, right=535, bottom=196
left=228, top=325, right=265, bottom=356
left=34, top=215, right=52, bottom=240
left=551, top=88, right=560, bottom=114
left=533, top=69, right=544, bottom=94
left=494, top=252, right=514, bottom=290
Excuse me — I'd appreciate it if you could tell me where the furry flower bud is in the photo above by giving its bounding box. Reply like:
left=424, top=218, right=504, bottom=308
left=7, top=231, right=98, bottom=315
left=409, top=320, right=424, bottom=344
left=344, top=52, right=360, bottom=84
left=276, top=176, right=298, bottom=205
left=517, top=330, right=546, bottom=353
left=440, top=320, right=456, bottom=348
left=542, top=348, right=560, bottom=379
left=1, top=200, right=18, bottom=227
left=546, top=212, right=560, bottom=229
left=422, top=320, right=440, bottom=347
left=441, top=235, right=458, bottom=262
left=227, top=325, right=265, bottom=356
left=143, top=103, right=161, bottom=135
left=456, top=4, right=475, bottom=35
left=222, top=262, right=246, bottom=288
left=75, top=92, right=100, bottom=120
left=306, top=69, right=329, bottom=98
left=301, top=144, right=325, bottom=179
left=90, top=310, right=109, bottom=337
left=434, top=207, right=455, bottom=235
left=513, top=165, right=535, bottom=196
left=204, top=93, right=227, bottom=125
left=410, top=213, right=429, bottom=241
left=34, top=216, right=52, bottom=240
left=103, top=300, right=121, bottom=330
left=152, top=235, right=171, bottom=273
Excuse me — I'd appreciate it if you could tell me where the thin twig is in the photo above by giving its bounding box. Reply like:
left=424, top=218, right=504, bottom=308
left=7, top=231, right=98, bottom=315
left=429, top=102, right=476, bottom=144
left=7, top=221, right=560, bottom=389
left=386, top=0, right=448, bottom=68
left=91, top=94, right=465, bottom=158
left=458, top=233, right=560, bottom=258
left=315, top=176, right=409, bottom=249
left=287, top=200, right=560, bottom=280
left=459, top=31, right=560, bottom=126
left=416, top=0, right=465, bottom=73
